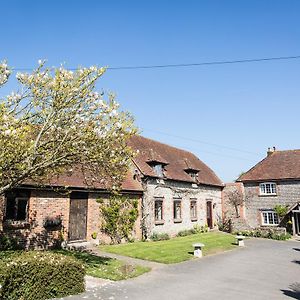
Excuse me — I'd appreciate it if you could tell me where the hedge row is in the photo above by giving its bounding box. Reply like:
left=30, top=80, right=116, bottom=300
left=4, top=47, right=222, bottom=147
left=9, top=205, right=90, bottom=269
left=0, top=251, right=85, bottom=300
left=236, top=229, right=291, bottom=240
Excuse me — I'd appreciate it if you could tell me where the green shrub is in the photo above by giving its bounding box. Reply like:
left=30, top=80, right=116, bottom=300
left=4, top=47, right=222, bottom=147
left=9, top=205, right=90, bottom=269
left=150, top=232, right=170, bottom=241
left=0, top=251, right=85, bottom=300
left=0, top=234, right=20, bottom=250
left=234, top=229, right=291, bottom=241
left=176, top=229, right=195, bottom=237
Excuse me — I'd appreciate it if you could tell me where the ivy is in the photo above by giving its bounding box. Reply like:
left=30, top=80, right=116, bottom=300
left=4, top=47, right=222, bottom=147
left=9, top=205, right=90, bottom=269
left=98, top=195, right=139, bottom=244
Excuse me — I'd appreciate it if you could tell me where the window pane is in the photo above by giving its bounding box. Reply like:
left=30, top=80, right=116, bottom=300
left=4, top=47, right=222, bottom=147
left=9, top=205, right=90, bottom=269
left=273, top=213, right=279, bottom=224
left=174, top=201, right=181, bottom=219
left=268, top=212, right=274, bottom=224
left=190, top=201, right=197, bottom=218
left=263, top=212, right=268, bottom=224
left=260, top=184, right=266, bottom=194
left=266, top=184, right=271, bottom=193
left=16, top=199, right=28, bottom=220
left=155, top=200, right=163, bottom=220
left=271, top=184, right=276, bottom=194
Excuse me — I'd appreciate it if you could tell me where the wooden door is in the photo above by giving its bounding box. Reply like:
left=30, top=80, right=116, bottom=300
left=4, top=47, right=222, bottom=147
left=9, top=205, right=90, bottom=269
left=206, top=201, right=213, bottom=229
left=69, top=192, right=88, bottom=241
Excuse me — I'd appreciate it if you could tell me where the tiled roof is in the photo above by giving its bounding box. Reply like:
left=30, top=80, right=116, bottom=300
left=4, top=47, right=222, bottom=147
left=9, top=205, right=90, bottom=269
left=237, top=150, right=300, bottom=182
left=25, top=166, right=143, bottom=192
left=128, top=135, right=223, bottom=187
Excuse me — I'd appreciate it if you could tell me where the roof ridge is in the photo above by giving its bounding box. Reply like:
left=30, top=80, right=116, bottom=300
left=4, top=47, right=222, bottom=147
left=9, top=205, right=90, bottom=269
left=136, top=135, right=204, bottom=158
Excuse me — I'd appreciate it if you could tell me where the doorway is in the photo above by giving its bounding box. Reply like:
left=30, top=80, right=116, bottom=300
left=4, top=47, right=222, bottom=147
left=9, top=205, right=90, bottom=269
left=68, top=192, right=88, bottom=241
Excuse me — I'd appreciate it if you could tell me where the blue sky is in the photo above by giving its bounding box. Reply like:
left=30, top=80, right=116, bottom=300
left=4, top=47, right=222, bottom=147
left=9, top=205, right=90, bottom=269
left=1, top=0, right=300, bottom=182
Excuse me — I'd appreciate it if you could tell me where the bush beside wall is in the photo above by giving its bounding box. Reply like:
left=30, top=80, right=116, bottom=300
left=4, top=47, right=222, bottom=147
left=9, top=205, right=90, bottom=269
left=0, top=251, right=85, bottom=300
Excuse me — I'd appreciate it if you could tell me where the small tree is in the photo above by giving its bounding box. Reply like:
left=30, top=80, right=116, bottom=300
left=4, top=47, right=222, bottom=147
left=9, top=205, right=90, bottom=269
left=226, top=189, right=244, bottom=218
left=274, top=204, right=288, bottom=222
left=0, top=60, right=137, bottom=195
left=98, top=195, right=139, bottom=244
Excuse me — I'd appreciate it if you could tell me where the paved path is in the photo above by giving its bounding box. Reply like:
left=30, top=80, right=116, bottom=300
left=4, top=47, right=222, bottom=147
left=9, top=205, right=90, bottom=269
left=87, top=246, right=164, bottom=270
left=62, top=238, right=300, bottom=300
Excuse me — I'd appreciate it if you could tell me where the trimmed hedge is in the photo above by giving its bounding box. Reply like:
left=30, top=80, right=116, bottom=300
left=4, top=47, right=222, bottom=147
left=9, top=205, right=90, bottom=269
left=150, top=232, right=170, bottom=241
left=0, top=251, right=85, bottom=300
left=236, top=229, right=291, bottom=240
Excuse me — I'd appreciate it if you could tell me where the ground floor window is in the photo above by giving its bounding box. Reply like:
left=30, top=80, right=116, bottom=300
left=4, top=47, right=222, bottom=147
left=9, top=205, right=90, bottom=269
left=5, top=190, right=30, bottom=221
left=262, top=211, right=279, bottom=225
left=190, top=200, right=197, bottom=220
left=154, top=199, right=163, bottom=221
left=173, top=200, right=182, bottom=221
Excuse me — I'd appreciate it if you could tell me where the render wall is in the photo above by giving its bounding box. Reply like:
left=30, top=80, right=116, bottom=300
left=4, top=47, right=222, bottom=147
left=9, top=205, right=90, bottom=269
left=243, top=180, right=300, bottom=228
left=142, top=179, right=222, bottom=238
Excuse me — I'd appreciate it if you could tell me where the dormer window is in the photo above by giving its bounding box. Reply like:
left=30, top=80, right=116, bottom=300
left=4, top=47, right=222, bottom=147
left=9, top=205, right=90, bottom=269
left=153, top=163, right=164, bottom=177
left=185, top=169, right=199, bottom=181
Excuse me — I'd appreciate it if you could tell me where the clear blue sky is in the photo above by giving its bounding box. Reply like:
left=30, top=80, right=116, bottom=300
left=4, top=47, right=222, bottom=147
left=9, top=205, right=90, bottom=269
left=1, top=0, right=300, bottom=182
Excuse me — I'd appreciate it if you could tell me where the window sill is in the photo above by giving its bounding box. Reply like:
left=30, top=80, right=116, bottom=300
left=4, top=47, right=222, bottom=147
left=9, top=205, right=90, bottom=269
left=261, top=224, right=279, bottom=227
left=259, top=194, right=277, bottom=197
left=155, top=220, right=165, bottom=225
left=174, top=218, right=182, bottom=223
left=3, top=220, right=30, bottom=230
left=191, top=217, right=198, bottom=222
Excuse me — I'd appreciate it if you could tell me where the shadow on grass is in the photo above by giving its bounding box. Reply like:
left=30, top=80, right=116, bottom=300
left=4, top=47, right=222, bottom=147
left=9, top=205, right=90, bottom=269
left=281, top=283, right=300, bottom=299
left=54, top=249, right=113, bottom=266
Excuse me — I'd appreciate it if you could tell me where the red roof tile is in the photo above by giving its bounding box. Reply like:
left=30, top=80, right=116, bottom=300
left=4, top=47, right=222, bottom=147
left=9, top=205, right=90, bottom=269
left=26, top=166, right=143, bottom=192
left=238, top=150, right=300, bottom=182
left=128, top=135, right=223, bottom=187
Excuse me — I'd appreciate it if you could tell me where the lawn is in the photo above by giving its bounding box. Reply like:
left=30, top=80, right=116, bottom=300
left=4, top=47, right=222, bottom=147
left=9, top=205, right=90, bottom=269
left=101, top=231, right=237, bottom=264
left=0, top=250, right=150, bottom=281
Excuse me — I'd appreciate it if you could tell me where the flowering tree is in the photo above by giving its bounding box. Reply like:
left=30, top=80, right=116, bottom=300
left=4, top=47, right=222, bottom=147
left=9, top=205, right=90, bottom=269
left=0, top=60, right=137, bottom=195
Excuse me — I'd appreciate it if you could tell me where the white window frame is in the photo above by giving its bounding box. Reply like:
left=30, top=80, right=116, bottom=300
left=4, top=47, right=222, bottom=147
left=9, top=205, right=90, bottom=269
left=261, top=211, right=279, bottom=226
left=259, top=182, right=277, bottom=195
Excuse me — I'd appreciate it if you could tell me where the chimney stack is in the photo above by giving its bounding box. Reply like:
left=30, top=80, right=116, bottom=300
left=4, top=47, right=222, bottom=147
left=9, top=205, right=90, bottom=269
left=267, top=147, right=276, bottom=156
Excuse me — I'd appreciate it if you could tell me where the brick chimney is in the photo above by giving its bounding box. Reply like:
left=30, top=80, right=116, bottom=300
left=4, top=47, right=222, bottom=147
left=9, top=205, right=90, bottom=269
left=267, top=146, right=276, bottom=156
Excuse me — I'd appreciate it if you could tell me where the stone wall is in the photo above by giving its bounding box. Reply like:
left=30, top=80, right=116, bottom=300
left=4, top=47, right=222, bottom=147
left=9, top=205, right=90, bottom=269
left=222, top=183, right=249, bottom=232
left=243, top=180, right=300, bottom=228
left=142, top=179, right=222, bottom=238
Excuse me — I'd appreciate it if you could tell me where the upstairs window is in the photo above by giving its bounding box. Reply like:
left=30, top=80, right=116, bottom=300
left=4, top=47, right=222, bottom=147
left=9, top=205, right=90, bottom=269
left=259, top=183, right=277, bottom=195
left=262, top=211, right=279, bottom=225
left=185, top=169, right=199, bottom=181
left=152, top=164, right=164, bottom=177
left=5, top=190, right=30, bottom=221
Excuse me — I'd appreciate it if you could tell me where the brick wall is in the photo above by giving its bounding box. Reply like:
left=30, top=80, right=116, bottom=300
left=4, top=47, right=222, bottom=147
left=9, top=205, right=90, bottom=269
left=1, top=189, right=143, bottom=248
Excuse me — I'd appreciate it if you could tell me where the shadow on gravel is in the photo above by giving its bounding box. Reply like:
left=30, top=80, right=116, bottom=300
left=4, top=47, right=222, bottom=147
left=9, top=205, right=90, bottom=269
left=292, top=248, right=300, bottom=252
left=281, top=283, right=300, bottom=299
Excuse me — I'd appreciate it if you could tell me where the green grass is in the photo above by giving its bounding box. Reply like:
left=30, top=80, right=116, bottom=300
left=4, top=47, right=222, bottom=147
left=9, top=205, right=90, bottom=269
left=101, top=232, right=237, bottom=264
left=55, top=250, right=150, bottom=281
left=0, top=250, right=150, bottom=281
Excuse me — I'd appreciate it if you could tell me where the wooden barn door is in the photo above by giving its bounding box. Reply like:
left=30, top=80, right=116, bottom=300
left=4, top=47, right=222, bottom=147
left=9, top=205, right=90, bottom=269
left=69, top=192, right=88, bottom=241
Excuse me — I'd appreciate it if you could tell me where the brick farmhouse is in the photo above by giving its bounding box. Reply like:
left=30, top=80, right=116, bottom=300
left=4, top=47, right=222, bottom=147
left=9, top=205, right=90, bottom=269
left=0, top=135, right=223, bottom=248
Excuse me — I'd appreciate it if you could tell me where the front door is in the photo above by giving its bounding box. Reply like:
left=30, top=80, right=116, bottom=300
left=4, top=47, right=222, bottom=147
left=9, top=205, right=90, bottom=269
left=206, top=201, right=213, bottom=229
left=69, top=192, right=88, bottom=241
